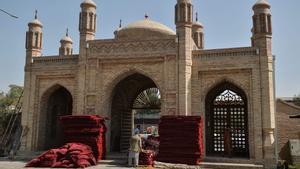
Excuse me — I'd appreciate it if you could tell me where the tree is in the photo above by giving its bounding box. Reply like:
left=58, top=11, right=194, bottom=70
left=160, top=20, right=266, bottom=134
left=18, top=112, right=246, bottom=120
left=0, top=91, right=4, bottom=99
left=0, top=85, right=23, bottom=134
left=0, top=85, right=23, bottom=114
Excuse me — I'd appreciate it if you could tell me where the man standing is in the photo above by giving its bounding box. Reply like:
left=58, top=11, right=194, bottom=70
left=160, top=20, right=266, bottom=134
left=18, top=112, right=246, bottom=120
left=128, top=131, right=143, bottom=167
left=134, top=125, right=141, bottom=134
left=224, top=126, right=232, bottom=158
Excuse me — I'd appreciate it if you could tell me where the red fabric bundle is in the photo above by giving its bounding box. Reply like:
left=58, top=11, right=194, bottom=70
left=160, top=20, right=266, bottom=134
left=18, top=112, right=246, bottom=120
left=139, top=150, right=155, bottom=166
left=60, top=115, right=107, bottom=161
left=60, top=115, right=105, bottom=124
left=156, top=116, right=204, bottom=165
left=26, top=143, right=96, bottom=168
left=144, top=136, right=160, bottom=152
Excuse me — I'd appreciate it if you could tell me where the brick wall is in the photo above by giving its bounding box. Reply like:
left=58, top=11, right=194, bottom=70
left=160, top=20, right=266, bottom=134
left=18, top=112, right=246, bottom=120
left=276, top=99, right=300, bottom=160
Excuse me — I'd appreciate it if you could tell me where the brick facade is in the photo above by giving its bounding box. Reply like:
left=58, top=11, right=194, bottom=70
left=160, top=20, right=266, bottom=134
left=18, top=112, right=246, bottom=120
left=21, top=0, right=277, bottom=168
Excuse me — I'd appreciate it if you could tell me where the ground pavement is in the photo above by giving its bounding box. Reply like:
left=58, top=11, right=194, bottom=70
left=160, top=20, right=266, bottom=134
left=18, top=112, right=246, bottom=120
left=0, top=160, right=153, bottom=169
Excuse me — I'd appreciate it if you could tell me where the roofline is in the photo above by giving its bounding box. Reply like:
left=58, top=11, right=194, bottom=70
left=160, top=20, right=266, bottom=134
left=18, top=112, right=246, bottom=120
left=277, top=98, right=300, bottom=111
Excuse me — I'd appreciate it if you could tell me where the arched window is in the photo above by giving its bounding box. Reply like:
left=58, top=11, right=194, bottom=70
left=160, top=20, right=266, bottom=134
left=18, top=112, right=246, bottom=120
left=89, top=13, right=94, bottom=30
left=267, top=14, right=272, bottom=34
left=35, top=32, right=39, bottom=48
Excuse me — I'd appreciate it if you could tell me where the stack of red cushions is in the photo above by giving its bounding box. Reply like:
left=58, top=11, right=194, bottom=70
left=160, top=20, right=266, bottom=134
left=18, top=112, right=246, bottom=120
left=139, top=136, right=160, bottom=166
left=144, top=135, right=160, bottom=153
left=156, top=116, right=203, bottom=165
left=139, top=150, right=155, bottom=166
left=60, top=115, right=107, bottom=161
left=26, top=143, right=96, bottom=168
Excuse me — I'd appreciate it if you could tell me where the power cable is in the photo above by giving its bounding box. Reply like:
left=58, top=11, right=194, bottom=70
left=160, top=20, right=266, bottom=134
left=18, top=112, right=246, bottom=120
left=0, top=9, right=18, bottom=19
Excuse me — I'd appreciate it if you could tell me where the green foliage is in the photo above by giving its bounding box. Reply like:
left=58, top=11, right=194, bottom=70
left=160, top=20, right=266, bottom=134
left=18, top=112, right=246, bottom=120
left=0, top=85, right=23, bottom=134
left=293, top=95, right=300, bottom=107
left=0, top=85, right=23, bottom=114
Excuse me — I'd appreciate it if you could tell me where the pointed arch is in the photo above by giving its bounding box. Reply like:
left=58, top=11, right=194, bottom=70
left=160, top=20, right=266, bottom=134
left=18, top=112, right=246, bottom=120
left=205, top=81, right=249, bottom=158
left=37, top=84, right=73, bottom=150
left=103, top=69, right=164, bottom=117
left=109, top=71, right=161, bottom=152
left=107, top=69, right=163, bottom=102
left=205, top=80, right=248, bottom=105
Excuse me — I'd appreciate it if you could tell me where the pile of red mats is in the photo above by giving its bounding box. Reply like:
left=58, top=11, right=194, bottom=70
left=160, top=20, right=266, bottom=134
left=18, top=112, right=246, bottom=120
left=139, top=135, right=159, bottom=166
left=60, top=115, right=107, bottom=161
left=156, top=116, right=204, bottom=165
left=139, top=150, right=155, bottom=166
left=26, top=143, right=96, bottom=168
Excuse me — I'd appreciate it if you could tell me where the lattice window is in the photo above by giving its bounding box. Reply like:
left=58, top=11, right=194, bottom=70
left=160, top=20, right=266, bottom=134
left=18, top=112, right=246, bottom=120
left=210, top=89, right=248, bottom=157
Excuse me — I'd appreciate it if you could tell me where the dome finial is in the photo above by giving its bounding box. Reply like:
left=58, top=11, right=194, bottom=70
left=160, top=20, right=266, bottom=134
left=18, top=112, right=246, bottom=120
left=196, top=12, right=198, bottom=22
left=66, top=28, right=69, bottom=36
left=34, top=10, right=38, bottom=19
left=119, top=19, right=122, bottom=28
left=145, top=13, right=149, bottom=19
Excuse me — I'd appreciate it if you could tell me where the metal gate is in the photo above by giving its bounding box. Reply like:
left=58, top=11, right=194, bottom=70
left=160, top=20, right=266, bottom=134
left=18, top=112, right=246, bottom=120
left=206, top=89, right=249, bottom=158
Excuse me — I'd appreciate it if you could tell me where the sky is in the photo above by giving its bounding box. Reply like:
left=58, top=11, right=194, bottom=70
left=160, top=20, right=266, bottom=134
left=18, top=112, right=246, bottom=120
left=0, top=0, right=299, bottom=97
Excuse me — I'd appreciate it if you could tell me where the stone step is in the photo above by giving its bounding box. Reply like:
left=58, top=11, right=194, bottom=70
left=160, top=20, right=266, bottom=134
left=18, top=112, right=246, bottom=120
left=9, top=151, right=44, bottom=161
left=98, top=159, right=127, bottom=166
left=120, top=128, right=132, bottom=132
left=121, top=119, right=131, bottom=123
left=201, top=162, right=263, bottom=169
left=105, top=153, right=127, bottom=160
left=154, top=161, right=263, bottom=169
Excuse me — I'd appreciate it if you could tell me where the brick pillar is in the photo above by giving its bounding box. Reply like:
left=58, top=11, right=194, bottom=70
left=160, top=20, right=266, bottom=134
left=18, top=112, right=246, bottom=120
left=252, top=1, right=276, bottom=168
left=175, top=0, right=193, bottom=115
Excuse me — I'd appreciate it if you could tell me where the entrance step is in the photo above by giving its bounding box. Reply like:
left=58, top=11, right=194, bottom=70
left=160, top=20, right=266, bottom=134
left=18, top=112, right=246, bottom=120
left=106, top=152, right=127, bottom=160
left=104, top=153, right=127, bottom=166
left=8, top=151, right=43, bottom=161
left=154, top=161, right=263, bottom=169
left=201, top=162, right=263, bottom=169
left=120, top=111, right=132, bottom=152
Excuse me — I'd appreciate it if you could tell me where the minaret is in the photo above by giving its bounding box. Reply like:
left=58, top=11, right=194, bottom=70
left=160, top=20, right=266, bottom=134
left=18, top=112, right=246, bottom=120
left=79, top=0, right=96, bottom=48
left=175, top=0, right=193, bottom=115
left=192, top=12, right=204, bottom=49
left=77, top=0, right=97, bottom=114
left=59, top=29, right=73, bottom=56
left=22, top=10, right=43, bottom=151
left=252, top=1, right=276, bottom=168
left=252, top=0, right=272, bottom=48
left=25, top=10, right=43, bottom=64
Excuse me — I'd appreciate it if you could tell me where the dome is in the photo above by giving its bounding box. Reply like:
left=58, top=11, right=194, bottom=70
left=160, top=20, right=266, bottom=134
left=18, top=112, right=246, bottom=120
left=61, top=36, right=73, bottom=43
left=60, top=29, right=73, bottom=43
left=28, top=19, right=43, bottom=27
left=193, top=21, right=203, bottom=28
left=81, top=0, right=96, bottom=8
left=116, top=18, right=176, bottom=40
left=253, top=0, right=270, bottom=9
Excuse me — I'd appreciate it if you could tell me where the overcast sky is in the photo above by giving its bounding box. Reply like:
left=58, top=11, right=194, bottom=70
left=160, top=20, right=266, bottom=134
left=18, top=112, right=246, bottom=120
left=0, top=0, right=299, bottom=97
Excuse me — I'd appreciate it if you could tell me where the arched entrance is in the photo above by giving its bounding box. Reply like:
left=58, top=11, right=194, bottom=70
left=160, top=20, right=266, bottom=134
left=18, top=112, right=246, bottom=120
left=110, top=73, right=161, bottom=152
left=205, top=82, right=249, bottom=158
left=40, top=86, right=73, bottom=150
